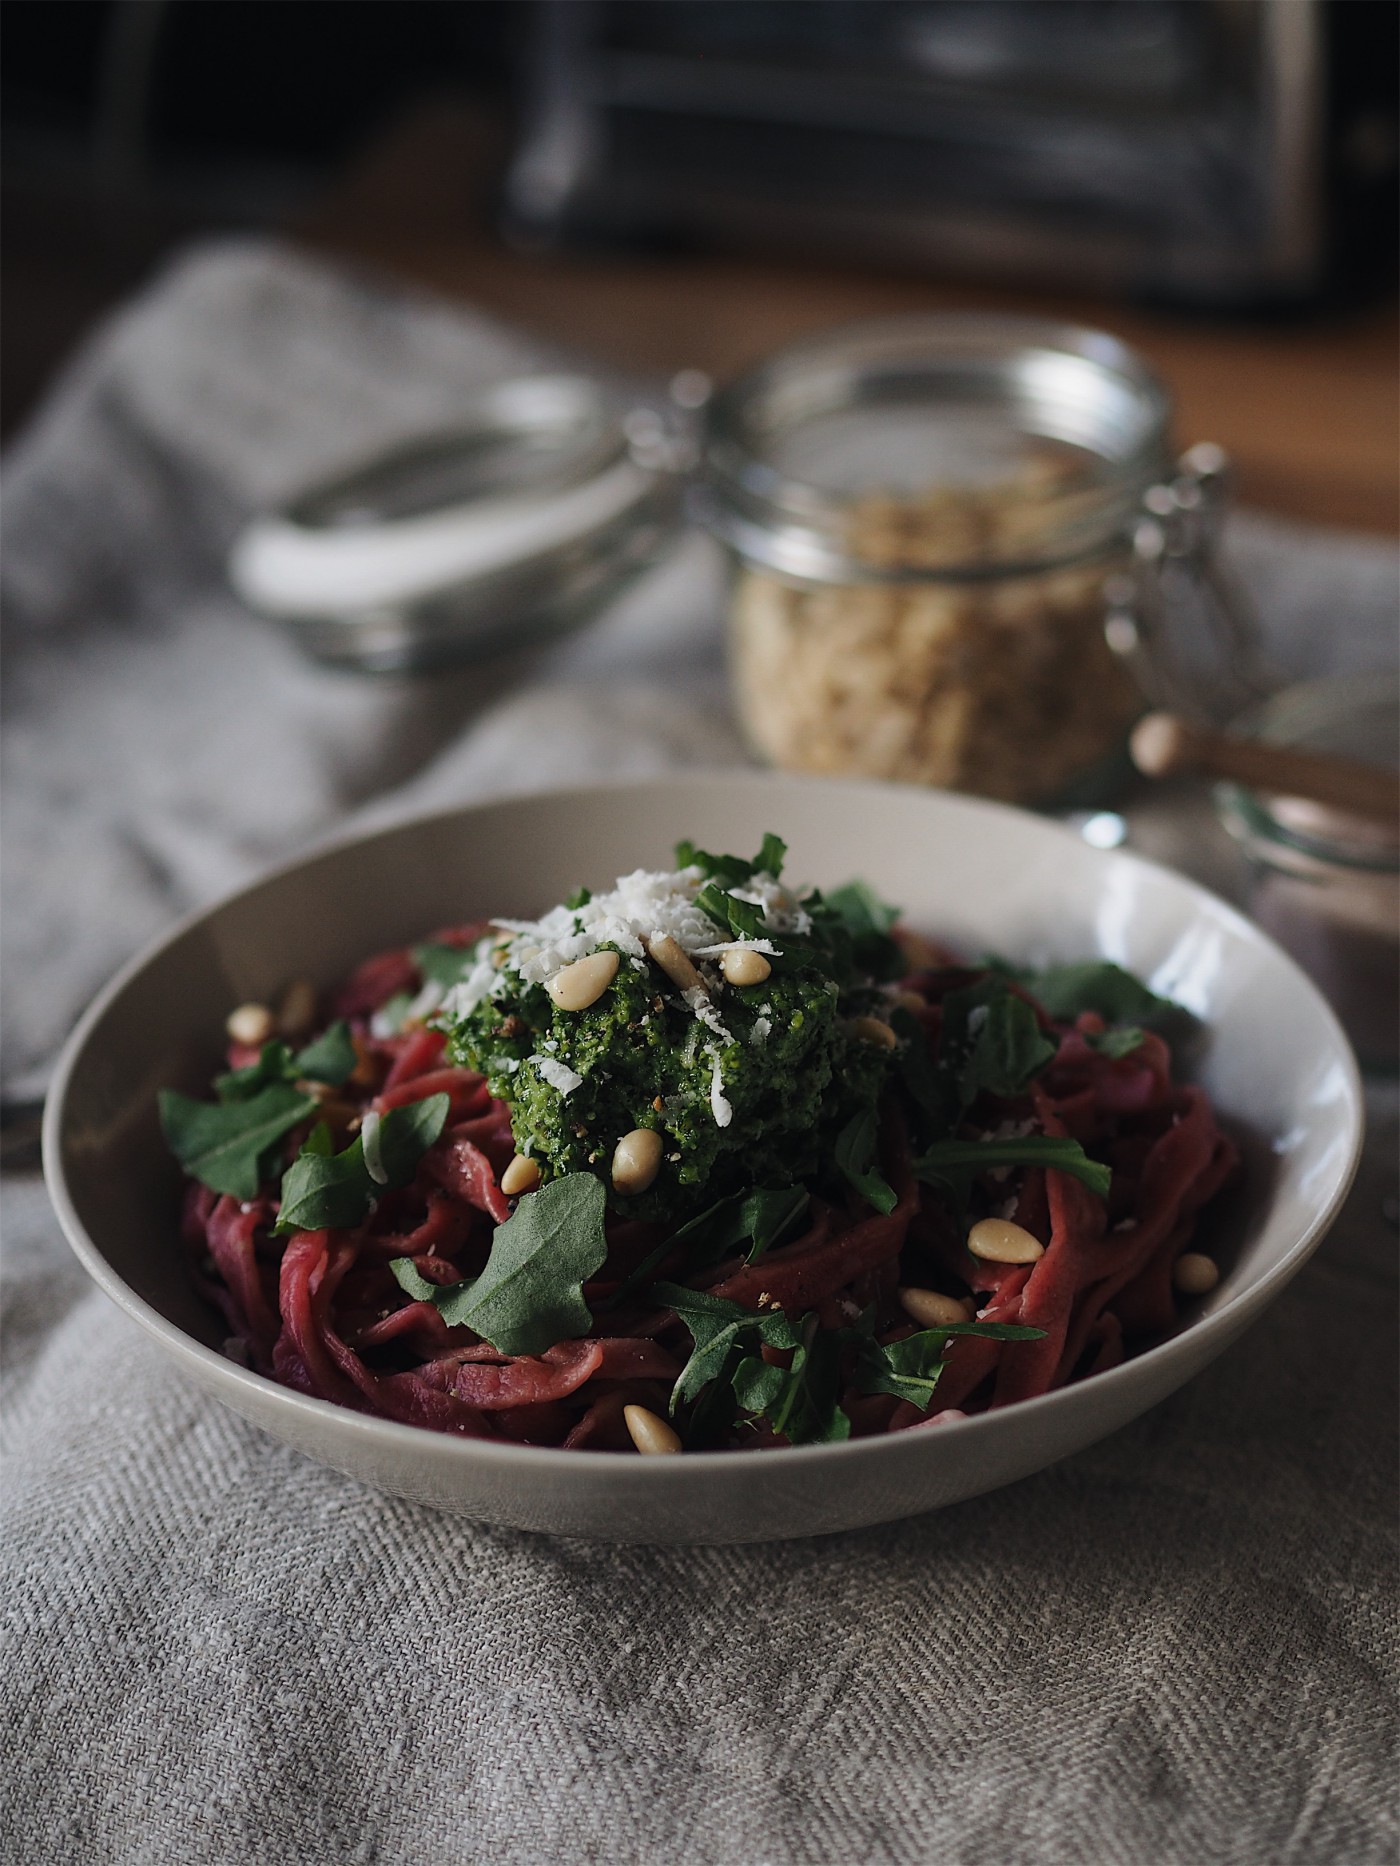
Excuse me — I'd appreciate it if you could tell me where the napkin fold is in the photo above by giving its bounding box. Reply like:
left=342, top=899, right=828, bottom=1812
left=2, top=240, right=1396, bottom=1866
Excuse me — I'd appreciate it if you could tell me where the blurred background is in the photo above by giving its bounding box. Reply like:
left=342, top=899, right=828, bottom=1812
left=4, top=0, right=1398, bottom=1087
left=4, top=0, right=1397, bottom=528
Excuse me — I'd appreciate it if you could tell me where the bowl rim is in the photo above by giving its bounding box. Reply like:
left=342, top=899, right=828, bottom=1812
left=42, top=770, right=1366, bottom=1477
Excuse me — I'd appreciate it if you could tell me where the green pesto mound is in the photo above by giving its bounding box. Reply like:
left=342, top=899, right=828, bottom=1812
left=441, top=843, right=903, bottom=1228
left=447, top=954, right=887, bottom=1224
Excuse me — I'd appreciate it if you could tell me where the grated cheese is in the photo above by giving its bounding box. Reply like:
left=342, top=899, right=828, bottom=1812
left=360, top=1110, right=388, bottom=1185
left=533, top=1055, right=584, bottom=1098
left=443, top=863, right=808, bottom=1129
left=707, top=1046, right=733, bottom=1128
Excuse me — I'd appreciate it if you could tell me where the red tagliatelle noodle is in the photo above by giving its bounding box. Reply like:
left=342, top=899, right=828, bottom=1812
left=182, top=932, right=1238, bottom=1451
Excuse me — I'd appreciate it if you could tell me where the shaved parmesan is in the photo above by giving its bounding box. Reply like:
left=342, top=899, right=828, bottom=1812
left=360, top=1110, right=388, bottom=1185
left=533, top=1055, right=583, bottom=1098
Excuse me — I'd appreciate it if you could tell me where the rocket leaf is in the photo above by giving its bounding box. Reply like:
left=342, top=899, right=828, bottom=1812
left=833, top=1109, right=898, bottom=1215
left=274, top=1092, right=449, bottom=1235
left=390, top=1172, right=609, bottom=1356
left=215, top=1020, right=357, bottom=1101
left=851, top=1317, right=1045, bottom=1410
left=158, top=1082, right=319, bottom=1200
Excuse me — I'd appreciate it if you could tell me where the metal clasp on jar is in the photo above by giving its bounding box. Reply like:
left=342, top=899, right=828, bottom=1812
left=1104, top=443, right=1280, bottom=725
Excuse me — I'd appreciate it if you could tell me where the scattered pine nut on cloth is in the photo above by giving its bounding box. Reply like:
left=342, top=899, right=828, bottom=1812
left=3, top=241, right=1398, bottom=1866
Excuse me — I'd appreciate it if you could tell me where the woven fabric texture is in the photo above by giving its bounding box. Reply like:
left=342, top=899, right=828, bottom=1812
left=2, top=243, right=1396, bottom=1866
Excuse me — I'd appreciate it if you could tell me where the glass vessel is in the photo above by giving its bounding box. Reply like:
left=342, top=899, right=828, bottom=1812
left=701, top=314, right=1245, bottom=805
left=1216, top=673, right=1399, bottom=1072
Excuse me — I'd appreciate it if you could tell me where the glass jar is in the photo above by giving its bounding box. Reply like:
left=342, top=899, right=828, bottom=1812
left=1216, top=673, right=1399, bottom=1073
left=701, top=315, right=1239, bottom=806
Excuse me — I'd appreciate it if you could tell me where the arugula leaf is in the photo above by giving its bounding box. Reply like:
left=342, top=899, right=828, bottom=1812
left=943, top=985, right=1057, bottom=1116
left=722, top=893, right=767, bottom=941
left=159, top=1082, right=319, bottom=1200
left=652, top=1286, right=849, bottom=1444
left=755, top=833, right=786, bottom=879
left=833, top=1110, right=898, bottom=1215
left=822, top=880, right=904, bottom=982
left=290, top=1020, right=358, bottom=1086
left=651, top=1283, right=798, bottom=1411
left=825, top=880, right=897, bottom=938
left=693, top=879, right=738, bottom=933
left=275, top=1126, right=375, bottom=1234
left=369, top=1095, right=451, bottom=1184
left=673, top=842, right=755, bottom=890
left=913, top=1134, right=1111, bottom=1207
left=602, top=1185, right=810, bottom=1311
left=390, top=1173, right=608, bottom=1356
left=564, top=885, right=592, bottom=910
left=760, top=1316, right=852, bottom=1445
left=215, top=1021, right=357, bottom=1101
left=274, top=1092, right=449, bottom=1235
left=888, top=1005, right=944, bottom=1133
left=675, top=833, right=788, bottom=886
left=730, top=1355, right=787, bottom=1415
left=654, top=1282, right=1044, bottom=1446
left=666, top=1186, right=810, bottom=1269
left=852, top=1319, right=1045, bottom=1410
left=740, top=1187, right=811, bottom=1262
left=413, top=943, right=483, bottom=990
left=1007, top=959, right=1180, bottom=1026
left=214, top=1042, right=298, bottom=1102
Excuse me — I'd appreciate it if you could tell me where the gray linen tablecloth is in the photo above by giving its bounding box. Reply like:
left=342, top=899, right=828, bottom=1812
left=2, top=242, right=1396, bottom=1866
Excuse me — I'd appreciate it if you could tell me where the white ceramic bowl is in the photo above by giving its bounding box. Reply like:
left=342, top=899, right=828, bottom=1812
left=44, top=774, right=1363, bottom=1544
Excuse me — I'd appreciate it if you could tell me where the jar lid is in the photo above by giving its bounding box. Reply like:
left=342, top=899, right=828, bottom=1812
left=229, top=374, right=685, bottom=671
left=700, top=314, right=1174, bottom=584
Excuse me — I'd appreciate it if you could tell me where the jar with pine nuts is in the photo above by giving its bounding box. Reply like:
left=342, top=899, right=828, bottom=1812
left=700, top=315, right=1246, bottom=807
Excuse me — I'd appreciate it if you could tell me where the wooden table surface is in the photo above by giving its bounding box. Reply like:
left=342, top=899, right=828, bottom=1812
left=304, top=104, right=1399, bottom=537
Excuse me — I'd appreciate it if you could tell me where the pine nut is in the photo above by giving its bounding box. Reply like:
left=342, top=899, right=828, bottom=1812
left=721, top=947, right=772, bottom=987
left=646, top=933, right=705, bottom=995
left=226, top=1002, right=275, bottom=1048
left=612, top=1127, right=663, bottom=1196
left=623, top=1404, right=682, bottom=1455
left=547, top=950, right=619, bottom=1011
left=899, top=1287, right=974, bottom=1328
left=899, top=932, right=945, bottom=969
left=277, top=979, right=317, bottom=1038
left=1173, top=1252, right=1220, bottom=1296
left=500, top=1154, right=541, bottom=1197
left=967, top=1217, right=1044, bottom=1264
left=847, top=1015, right=899, bottom=1049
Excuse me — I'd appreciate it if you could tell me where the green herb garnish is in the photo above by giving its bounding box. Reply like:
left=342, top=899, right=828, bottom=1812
left=389, top=1172, right=609, bottom=1357
left=833, top=1109, right=898, bottom=1215
left=995, top=958, right=1180, bottom=1027
left=850, top=1313, right=1044, bottom=1410
left=942, top=985, right=1057, bottom=1121
left=654, top=1285, right=1045, bottom=1444
left=214, top=1020, right=358, bottom=1101
left=913, top=1134, right=1110, bottom=1218
left=158, top=1081, right=319, bottom=1200
left=274, top=1093, right=449, bottom=1235
left=822, top=880, right=904, bottom=982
